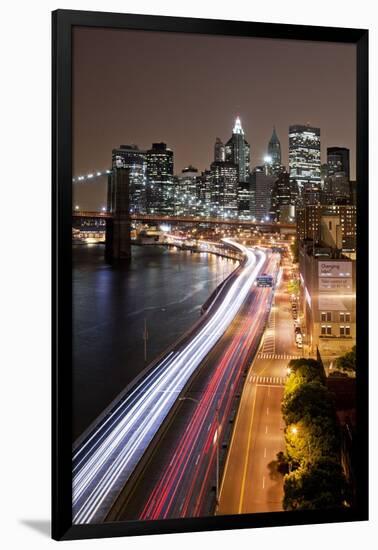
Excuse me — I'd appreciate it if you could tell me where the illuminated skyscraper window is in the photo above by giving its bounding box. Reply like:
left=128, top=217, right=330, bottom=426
left=225, top=117, right=250, bottom=182
left=289, top=124, right=321, bottom=199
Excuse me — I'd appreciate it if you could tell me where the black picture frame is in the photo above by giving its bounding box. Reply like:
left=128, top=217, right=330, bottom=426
left=52, top=9, right=369, bottom=541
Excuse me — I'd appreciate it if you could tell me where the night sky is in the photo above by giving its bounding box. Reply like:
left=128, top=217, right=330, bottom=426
left=73, top=27, right=356, bottom=210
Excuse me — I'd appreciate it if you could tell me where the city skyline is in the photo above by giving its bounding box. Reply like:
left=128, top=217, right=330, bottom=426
left=73, top=27, right=356, bottom=210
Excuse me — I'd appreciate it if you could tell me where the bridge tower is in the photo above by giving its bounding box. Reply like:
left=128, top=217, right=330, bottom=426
left=105, top=166, right=131, bottom=261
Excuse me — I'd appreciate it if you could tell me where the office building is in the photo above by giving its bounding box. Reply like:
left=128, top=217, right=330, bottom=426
left=270, top=171, right=298, bottom=223
left=198, top=170, right=212, bottom=216
left=250, top=166, right=276, bottom=221
left=146, top=143, right=174, bottom=215
left=214, top=137, right=225, bottom=162
left=289, top=125, right=321, bottom=198
left=210, top=161, right=239, bottom=217
left=238, top=180, right=253, bottom=219
left=267, top=126, right=282, bottom=176
left=322, top=147, right=351, bottom=204
left=327, top=147, right=350, bottom=180
left=225, top=117, right=250, bottom=182
left=299, top=241, right=355, bottom=357
left=175, top=166, right=199, bottom=216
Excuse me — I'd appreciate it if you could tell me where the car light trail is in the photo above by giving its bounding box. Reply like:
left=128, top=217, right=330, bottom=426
left=138, top=253, right=278, bottom=520
left=72, top=240, right=266, bottom=524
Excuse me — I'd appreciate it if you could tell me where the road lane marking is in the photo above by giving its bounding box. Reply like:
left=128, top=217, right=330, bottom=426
left=265, top=425, right=268, bottom=434
left=238, top=384, right=258, bottom=514
left=266, top=407, right=269, bottom=416
left=262, top=476, right=265, bottom=489
left=219, top=373, right=255, bottom=503
left=220, top=331, right=275, bottom=509
left=264, top=448, right=267, bottom=458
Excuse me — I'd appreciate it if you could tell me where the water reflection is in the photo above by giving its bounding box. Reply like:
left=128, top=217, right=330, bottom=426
left=72, top=244, right=237, bottom=440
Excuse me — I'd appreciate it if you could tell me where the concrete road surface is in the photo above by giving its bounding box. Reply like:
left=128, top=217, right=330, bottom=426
left=218, top=258, right=300, bottom=515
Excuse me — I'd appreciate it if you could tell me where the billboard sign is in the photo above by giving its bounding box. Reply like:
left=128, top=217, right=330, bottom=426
left=318, top=262, right=352, bottom=278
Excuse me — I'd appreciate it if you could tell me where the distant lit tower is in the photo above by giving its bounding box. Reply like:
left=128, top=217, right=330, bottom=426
left=198, top=170, right=212, bottom=216
left=250, top=165, right=276, bottom=221
left=327, top=147, right=350, bottom=179
left=270, top=171, right=298, bottom=223
left=175, top=165, right=199, bottom=216
left=210, top=161, right=239, bottom=218
left=225, top=117, right=250, bottom=182
left=146, top=142, right=174, bottom=215
left=267, top=126, right=282, bottom=176
left=323, top=147, right=351, bottom=204
left=214, top=138, right=225, bottom=162
left=289, top=124, right=321, bottom=202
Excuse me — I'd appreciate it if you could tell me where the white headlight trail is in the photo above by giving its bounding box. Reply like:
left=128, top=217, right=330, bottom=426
left=72, top=241, right=266, bottom=524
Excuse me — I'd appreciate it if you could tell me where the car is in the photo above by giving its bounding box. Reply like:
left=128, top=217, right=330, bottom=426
left=296, top=341, right=303, bottom=349
left=294, top=327, right=301, bottom=334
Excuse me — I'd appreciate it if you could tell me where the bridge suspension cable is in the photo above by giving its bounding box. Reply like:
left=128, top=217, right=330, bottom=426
left=72, top=169, right=112, bottom=183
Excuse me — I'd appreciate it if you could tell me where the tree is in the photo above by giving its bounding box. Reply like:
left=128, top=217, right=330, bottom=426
left=282, top=381, right=335, bottom=426
left=285, top=359, right=326, bottom=396
left=285, top=418, right=340, bottom=465
left=336, top=346, right=356, bottom=372
left=287, top=278, right=300, bottom=296
left=283, top=459, right=350, bottom=511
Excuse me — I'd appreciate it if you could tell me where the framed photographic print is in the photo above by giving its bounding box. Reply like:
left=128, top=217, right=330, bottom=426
left=52, top=9, right=368, bottom=541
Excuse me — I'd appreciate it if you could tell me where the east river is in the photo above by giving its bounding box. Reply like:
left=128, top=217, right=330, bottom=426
left=72, top=243, right=238, bottom=441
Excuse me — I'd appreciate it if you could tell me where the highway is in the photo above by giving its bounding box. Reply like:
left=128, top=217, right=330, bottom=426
left=218, top=257, right=298, bottom=515
left=72, top=240, right=267, bottom=524
left=108, top=252, right=280, bottom=521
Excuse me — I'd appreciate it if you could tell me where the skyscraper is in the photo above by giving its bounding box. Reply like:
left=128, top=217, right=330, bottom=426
left=112, top=145, right=147, bottom=213
left=289, top=125, right=321, bottom=200
left=327, top=147, right=350, bottom=179
left=250, top=166, right=276, bottom=221
left=214, top=137, right=225, bottom=162
left=146, top=143, right=174, bottom=215
left=210, top=161, right=239, bottom=218
left=270, top=171, right=298, bottom=223
left=175, top=166, right=199, bottom=216
left=323, top=147, right=351, bottom=204
left=238, top=180, right=253, bottom=219
left=225, top=117, right=250, bottom=182
left=198, top=170, right=212, bottom=217
left=267, top=126, right=282, bottom=176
